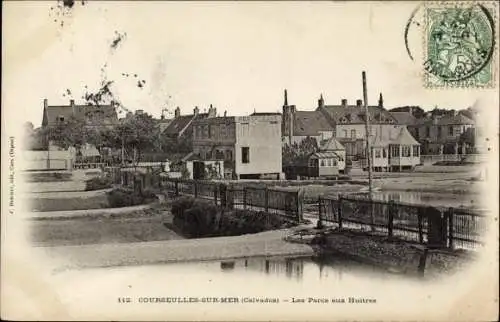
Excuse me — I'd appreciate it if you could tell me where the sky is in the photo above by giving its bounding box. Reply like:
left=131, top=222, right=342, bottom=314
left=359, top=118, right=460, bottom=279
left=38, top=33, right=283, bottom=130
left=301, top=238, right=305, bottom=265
left=3, top=1, right=499, bottom=127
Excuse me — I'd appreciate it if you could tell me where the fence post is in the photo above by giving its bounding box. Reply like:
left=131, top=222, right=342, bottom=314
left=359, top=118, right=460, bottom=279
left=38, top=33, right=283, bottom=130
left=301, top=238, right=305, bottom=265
left=220, top=183, right=227, bottom=208
left=417, top=208, right=424, bottom=244
left=338, top=195, right=343, bottom=230
left=264, top=187, right=269, bottom=213
left=296, top=190, right=303, bottom=222
left=447, top=207, right=454, bottom=250
left=317, top=197, right=324, bottom=229
left=243, top=187, right=247, bottom=209
left=388, top=200, right=394, bottom=238
left=214, top=185, right=218, bottom=205
left=175, top=180, right=179, bottom=197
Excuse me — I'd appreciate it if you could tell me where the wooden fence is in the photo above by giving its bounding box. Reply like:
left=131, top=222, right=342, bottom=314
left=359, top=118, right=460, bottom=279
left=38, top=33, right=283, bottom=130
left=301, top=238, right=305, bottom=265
left=159, top=177, right=303, bottom=222
left=318, top=195, right=488, bottom=250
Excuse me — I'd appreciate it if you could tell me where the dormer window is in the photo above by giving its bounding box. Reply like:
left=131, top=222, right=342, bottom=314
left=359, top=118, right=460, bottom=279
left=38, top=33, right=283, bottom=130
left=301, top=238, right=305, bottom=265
left=339, top=117, right=347, bottom=123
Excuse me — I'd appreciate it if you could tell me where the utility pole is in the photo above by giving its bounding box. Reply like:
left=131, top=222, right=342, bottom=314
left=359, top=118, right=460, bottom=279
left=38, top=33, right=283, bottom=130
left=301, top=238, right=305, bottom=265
left=121, top=136, right=125, bottom=166
left=46, top=130, right=51, bottom=170
left=362, top=71, right=375, bottom=230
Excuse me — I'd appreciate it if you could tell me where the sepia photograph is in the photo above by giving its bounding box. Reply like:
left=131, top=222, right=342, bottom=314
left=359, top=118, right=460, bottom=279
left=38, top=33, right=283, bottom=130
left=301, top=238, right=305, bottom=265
left=2, top=1, right=499, bottom=321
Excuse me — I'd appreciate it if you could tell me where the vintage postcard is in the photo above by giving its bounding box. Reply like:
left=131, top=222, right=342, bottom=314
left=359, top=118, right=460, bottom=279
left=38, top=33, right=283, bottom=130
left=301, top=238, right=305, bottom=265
left=1, top=1, right=499, bottom=321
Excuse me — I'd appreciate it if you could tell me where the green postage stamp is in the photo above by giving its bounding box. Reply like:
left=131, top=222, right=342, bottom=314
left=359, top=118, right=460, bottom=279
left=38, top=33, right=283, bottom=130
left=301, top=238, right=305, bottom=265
left=423, top=2, right=497, bottom=88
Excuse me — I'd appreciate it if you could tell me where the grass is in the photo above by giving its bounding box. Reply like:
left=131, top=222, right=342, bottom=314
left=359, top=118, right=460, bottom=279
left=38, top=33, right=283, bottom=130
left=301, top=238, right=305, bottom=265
left=29, top=208, right=182, bottom=246
left=30, top=194, right=110, bottom=212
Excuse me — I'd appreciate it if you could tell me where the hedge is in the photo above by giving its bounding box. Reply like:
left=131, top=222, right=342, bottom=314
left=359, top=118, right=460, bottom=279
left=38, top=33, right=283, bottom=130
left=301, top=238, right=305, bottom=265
left=170, top=197, right=293, bottom=238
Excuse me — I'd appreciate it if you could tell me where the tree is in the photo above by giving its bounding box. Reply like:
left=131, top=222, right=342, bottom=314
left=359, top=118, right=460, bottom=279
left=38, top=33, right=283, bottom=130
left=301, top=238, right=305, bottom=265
left=44, top=117, right=98, bottom=150
left=282, top=136, right=318, bottom=166
left=114, top=113, right=160, bottom=163
left=389, top=106, right=425, bottom=119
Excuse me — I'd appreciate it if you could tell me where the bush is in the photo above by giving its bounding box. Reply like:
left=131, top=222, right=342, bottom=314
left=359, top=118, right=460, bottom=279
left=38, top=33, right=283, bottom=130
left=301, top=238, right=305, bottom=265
left=26, top=172, right=72, bottom=183
left=170, top=197, right=292, bottom=238
left=171, top=196, right=196, bottom=219
left=85, top=176, right=113, bottom=191
left=141, top=188, right=159, bottom=203
left=106, top=188, right=156, bottom=208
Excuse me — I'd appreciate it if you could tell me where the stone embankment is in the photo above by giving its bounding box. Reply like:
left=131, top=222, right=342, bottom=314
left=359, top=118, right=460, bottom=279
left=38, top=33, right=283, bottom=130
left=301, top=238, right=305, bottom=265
left=285, top=228, right=475, bottom=278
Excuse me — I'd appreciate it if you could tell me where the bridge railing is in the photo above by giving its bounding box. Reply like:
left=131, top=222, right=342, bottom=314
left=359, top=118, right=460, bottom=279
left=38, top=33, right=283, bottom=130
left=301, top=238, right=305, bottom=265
left=318, top=195, right=488, bottom=250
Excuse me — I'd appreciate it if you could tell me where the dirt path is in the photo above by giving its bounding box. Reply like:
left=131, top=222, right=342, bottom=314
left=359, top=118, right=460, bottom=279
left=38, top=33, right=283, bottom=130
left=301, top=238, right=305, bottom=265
left=26, top=189, right=112, bottom=199
left=27, top=204, right=153, bottom=219
left=36, top=228, right=314, bottom=270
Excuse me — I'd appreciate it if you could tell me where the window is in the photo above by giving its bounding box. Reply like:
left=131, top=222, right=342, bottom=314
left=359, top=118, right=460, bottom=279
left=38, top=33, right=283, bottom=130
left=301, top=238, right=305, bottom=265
left=350, top=129, right=356, bottom=138
left=438, top=126, right=442, bottom=138
left=57, top=115, right=65, bottom=122
left=327, top=159, right=332, bottom=167
left=332, top=159, right=338, bottom=166
left=226, top=150, right=233, bottom=161
left=402, top=146, right=411, bottom=157
left=426, top=126, right=430, bottom=137
left=375, top=149, right=381, bottom=158
left=448, top=126, right=453, bottom=136
left=241, top=147, right=250, bottom=164
left=320, top=160, right=325, bottom=167
left=383, top=149, right=387, bottom=158
left=309, top=159, right=316, bottom=167
left=391, top=145, right=400, bottom=157
left=221, top=124, right=226, bottom=137
left=413, top=145, right=420, bottom=157
left=343, top=130, right=348, bottom=138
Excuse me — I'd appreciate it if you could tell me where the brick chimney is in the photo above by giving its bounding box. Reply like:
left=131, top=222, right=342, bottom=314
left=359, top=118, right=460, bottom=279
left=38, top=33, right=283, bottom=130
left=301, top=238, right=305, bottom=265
left=356, top=99, right=363, bottom=107
left=341, top=99, right=348, bottom=107
left=318, top=94, right=325, bottom=108
left=208, top=104, right=217, bottom=118
left=43, top=98, right=48, bottom=109
left=193, top=106, right=199, bottom=116
left=224, top=110, right=227, bottom=117
left=174, top=106, right=180, bottom=118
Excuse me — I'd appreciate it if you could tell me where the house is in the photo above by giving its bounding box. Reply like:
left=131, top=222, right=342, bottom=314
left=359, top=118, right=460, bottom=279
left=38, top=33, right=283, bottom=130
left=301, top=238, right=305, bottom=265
left=282, top=90, right=335, bottom=145
left=181, top=152, right=225, bottom=180
left=316, top=94, right=404, bottom=160
left=192, top=113, right=283, bottom=179
left=41, top=99, right=119, bottom=128
left=162, top=105, right=214, bottom=138
left=414, top=112, right=475, bottom=154
left=307, top=137, right=346, bottom=177
left=389, top=111, right=419, bottom=139
left=364, top=126, right=421, bottom=171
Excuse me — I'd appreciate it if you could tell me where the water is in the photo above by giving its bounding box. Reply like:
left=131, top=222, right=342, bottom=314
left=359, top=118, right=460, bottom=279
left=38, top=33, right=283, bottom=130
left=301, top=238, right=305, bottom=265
left=364, top=190, right=477, bottom=209
left=50, top=255, right=449, bottom=320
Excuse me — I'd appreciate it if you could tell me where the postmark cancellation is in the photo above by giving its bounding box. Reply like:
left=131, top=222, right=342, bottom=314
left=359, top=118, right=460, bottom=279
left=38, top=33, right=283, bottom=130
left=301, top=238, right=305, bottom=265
left=422, top=1, right=498, bottom=88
